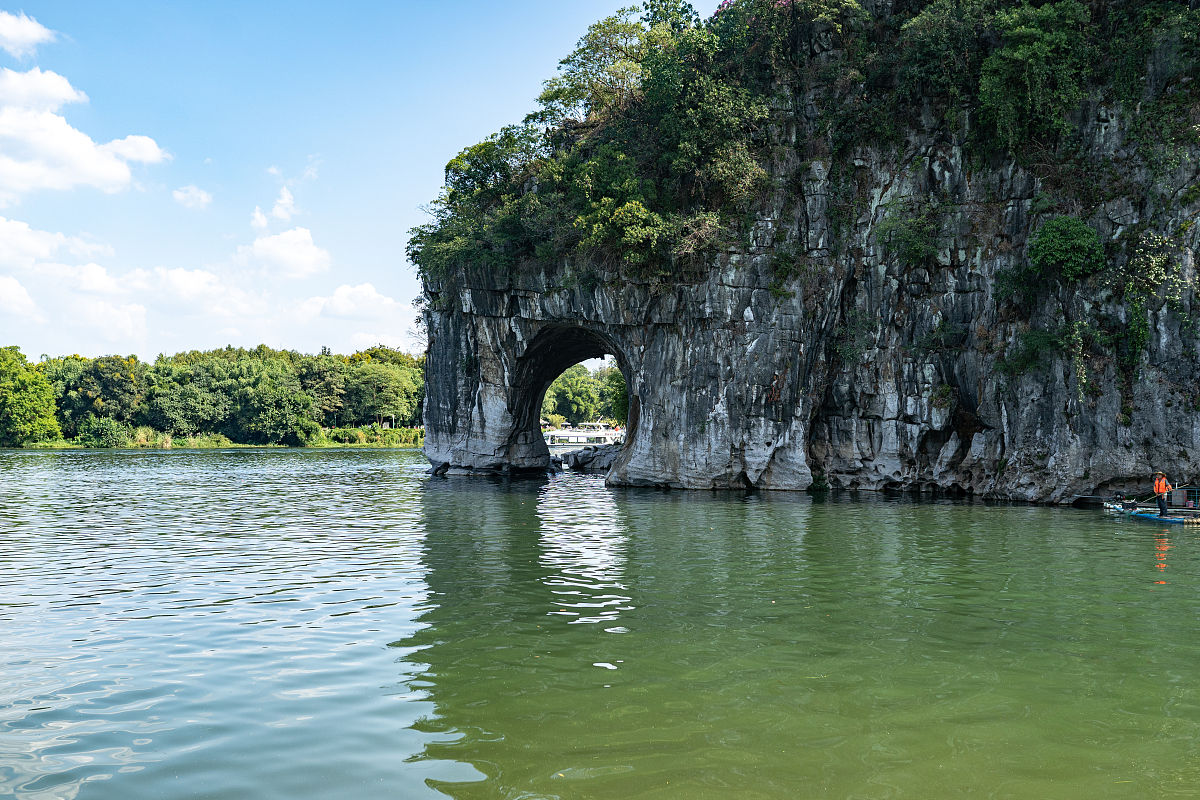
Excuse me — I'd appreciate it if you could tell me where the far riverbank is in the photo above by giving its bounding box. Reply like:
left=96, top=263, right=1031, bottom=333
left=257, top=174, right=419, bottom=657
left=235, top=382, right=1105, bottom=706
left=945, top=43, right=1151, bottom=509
left=15, top=425, right=425, bottom=451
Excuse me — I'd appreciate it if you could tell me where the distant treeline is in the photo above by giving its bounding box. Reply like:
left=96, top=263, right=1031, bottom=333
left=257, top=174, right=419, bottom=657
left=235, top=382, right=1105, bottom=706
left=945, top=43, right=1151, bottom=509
left=0, top=344, right=425, bottom=448
left=542, top=362, right=628, bottom=428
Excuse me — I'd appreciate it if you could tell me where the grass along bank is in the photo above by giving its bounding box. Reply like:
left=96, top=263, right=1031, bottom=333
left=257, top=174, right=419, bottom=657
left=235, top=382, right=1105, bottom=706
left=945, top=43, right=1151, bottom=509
left=17, top=425, right=425, bottom=450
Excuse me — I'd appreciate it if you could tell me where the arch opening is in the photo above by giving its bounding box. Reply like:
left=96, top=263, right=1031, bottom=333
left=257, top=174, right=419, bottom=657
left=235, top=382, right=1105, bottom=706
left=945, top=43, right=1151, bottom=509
left=508, top=326, right=637, bottom=474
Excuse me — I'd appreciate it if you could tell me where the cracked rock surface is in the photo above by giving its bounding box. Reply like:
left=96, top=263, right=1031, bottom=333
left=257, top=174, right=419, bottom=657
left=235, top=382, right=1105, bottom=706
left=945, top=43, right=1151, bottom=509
left=422, top=101, right=1200, bottom=501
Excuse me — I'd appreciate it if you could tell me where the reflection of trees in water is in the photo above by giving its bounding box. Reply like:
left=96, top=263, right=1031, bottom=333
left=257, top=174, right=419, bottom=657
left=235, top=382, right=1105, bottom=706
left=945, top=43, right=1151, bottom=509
left=398, top=474, right=557, bottom=794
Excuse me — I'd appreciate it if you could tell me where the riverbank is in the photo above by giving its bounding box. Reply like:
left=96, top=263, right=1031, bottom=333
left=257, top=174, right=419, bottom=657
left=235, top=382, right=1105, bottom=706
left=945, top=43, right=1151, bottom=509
left=17, top=425, right=425, bottom=450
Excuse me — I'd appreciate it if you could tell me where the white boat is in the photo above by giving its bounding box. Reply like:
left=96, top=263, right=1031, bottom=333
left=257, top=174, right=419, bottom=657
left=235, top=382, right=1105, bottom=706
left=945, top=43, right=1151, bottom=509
left=543, top=423, right=623, bottom=447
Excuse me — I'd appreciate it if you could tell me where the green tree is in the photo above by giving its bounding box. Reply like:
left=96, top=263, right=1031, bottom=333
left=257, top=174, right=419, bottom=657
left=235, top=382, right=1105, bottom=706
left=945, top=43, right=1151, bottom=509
left=345, top=361, right=422, bottom=427
left=89, top=355, right=146, bottom=422
left=641, top=0, right=699, bottom=33
left=542, top=364, right=601, bottom=425
left=349, top=344, right=425, bottom=371
left=298, top=355, right=347, bottom=427
left=532, top=6, right=648, bottom=125
left=39, top=354, right=92, bottom=437
left=227, top=359, right=319, bottom=445
left=0, top=347, right=61, bottom=446
left=596, top=364, right=630, bottom=422
left=141, top=359, right=232, bottom=435
left=47, top=355, right=147, bottom=429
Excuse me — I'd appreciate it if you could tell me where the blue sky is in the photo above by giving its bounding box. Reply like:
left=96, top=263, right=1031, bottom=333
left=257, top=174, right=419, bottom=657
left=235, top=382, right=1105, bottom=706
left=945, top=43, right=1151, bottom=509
left=0, top=1, right=720, bottom=359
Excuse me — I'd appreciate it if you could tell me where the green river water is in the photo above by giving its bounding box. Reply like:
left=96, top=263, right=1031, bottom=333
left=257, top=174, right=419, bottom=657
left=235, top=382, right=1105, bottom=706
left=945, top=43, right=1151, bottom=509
left=2, top=448, right=1199, bottom=799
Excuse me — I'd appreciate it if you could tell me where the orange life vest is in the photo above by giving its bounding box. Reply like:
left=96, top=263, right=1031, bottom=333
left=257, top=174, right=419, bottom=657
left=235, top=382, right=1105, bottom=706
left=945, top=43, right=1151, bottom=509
left=1155, top=476, right=1171, bottom=495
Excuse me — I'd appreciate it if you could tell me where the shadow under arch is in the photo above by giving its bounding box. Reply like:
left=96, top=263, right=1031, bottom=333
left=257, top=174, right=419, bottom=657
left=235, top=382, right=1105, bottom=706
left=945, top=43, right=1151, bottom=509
left=506, top=325, right=639, bottom=474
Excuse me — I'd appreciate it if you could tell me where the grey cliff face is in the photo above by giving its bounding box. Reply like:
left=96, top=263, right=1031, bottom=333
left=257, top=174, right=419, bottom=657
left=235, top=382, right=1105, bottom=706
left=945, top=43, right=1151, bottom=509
left=422, top=103, right=1200, bottom=502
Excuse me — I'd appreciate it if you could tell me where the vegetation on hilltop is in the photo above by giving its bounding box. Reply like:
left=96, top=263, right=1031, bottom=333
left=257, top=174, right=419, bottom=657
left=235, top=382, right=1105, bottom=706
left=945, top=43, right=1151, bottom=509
left=409, top=0, right=1200, bottom=416
left=0, top=344, right=425, bottom=449
left=407, top=0, right=1200, bottom=285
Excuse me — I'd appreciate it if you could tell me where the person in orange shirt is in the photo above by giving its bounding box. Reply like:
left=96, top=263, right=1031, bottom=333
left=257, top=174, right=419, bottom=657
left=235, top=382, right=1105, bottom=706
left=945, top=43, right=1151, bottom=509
left=1154, top=471, right=1172, bottom=517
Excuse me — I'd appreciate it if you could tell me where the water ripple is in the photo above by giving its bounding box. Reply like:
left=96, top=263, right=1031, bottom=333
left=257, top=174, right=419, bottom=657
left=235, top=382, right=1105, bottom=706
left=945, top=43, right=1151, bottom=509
left=5, top=453, right=1200, bottom=798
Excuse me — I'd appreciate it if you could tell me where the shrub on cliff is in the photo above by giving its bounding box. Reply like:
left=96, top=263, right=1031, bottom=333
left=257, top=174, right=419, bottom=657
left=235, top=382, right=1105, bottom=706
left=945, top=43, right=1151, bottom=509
left=899, top=0, right=993, bottom=110
left=876, top=202, right=940, bottom=268
left=979, top=1, right=1092, bottom=151
left=1028, top=216, right=1104, bottom=283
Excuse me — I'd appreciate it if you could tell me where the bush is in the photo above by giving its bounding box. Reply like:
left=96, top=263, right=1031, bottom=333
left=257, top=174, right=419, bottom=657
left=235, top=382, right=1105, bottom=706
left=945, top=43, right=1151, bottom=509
left=997, top=328, right=1061, bottom=377
left=320, top=426, right=424, bottom=447
left=75, top=415, right=130, bottom=448
left=899, top=0, right=992, bottom=108
left=979, top=1, right=1092, bottom=152
left=1028, top=216, right=1104, bottom=282
left=130, top=426, right=172, bottom=448
left=330, top=427, right=368, bottom=444
left=184, top=433, right=235, bottom=448
left=877, top=203, right=940, bottom=268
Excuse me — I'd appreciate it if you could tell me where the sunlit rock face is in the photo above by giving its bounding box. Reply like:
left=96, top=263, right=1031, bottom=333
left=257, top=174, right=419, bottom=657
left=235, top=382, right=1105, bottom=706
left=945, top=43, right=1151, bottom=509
left=422, top=109, right=1200, bottom=502
left=421, top=265, right=814, bottom=490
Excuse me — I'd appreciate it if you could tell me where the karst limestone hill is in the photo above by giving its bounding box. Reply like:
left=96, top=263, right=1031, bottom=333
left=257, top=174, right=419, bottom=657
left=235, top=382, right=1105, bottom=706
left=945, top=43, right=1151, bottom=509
left=413, top=0, right=1200, bottom=501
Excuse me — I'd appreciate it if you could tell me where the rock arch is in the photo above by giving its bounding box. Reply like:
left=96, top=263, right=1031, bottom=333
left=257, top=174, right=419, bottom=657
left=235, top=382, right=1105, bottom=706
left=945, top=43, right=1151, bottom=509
left=420, top=270, right=816, bottom=489
left=508, top=325, right=638, bottom=472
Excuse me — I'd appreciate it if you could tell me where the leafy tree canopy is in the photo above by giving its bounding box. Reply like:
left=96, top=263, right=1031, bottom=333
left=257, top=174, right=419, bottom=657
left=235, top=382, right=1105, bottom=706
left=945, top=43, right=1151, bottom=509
left=7, top=344, right=424, bottom=448
left=0, top=346, right=61, bottom=446
left=542, top=361, right=629, bottom=426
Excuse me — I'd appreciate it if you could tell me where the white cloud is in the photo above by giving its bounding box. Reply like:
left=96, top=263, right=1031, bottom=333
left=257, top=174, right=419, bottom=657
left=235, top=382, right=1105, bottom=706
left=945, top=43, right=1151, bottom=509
left=0, top=215, right=109, bottom=269
left=0, top=274, right=40, bottom=319
left=101, top=134, right=166, bottom=163
left=237, top=227, right=330, bottom=278
left=0, top=66, right=168, bottom=206
left=33, top=261, right=123, bottom=294
left=173, top=184, right=212, bottom=209
left=71, top=296, right=146, bottom=344
left=301, top=156, right=320, bottom=181
left=301, top=283, right=400, bottom=321
left=0, top=215, right=66, bottom=268
left=0, top=11, right=54, bottom=59
left=123, top=266, right=260, bottom=319
left=251, top=206, right=267, bottom=228
left=271, top=186, right=294, bottom=221
left=155, top=266, right=226, bottom=300
left=0, top=107, right=169, bottom=205
left=0, top=67, right=86, bottom=111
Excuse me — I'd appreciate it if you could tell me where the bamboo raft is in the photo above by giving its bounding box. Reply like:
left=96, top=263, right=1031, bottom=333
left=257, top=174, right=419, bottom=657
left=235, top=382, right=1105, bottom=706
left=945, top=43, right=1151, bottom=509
left=1103, top=501, right=1200, bottom=526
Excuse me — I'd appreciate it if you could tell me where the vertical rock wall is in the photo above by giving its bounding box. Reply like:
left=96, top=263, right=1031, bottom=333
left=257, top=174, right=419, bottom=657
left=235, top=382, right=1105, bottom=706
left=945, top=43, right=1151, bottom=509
left=423, top=106, right=1200, bottom=502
